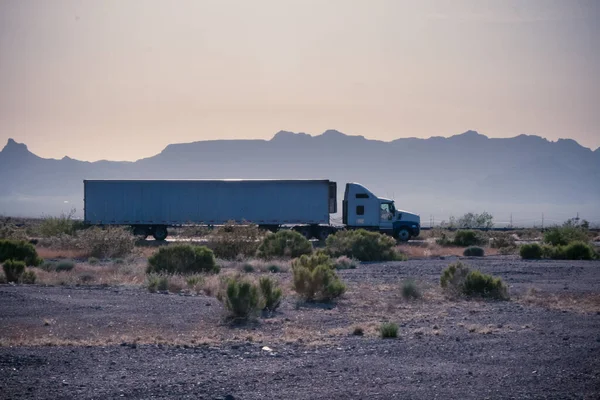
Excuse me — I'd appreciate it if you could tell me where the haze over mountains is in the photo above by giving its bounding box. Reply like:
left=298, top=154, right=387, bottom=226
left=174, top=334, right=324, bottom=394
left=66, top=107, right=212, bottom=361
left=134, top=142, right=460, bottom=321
left=1, top=130, right=599, bottom=226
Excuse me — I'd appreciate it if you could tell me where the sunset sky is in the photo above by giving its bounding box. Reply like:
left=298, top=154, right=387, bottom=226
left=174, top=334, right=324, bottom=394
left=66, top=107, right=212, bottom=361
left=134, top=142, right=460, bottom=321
left=1, top=0, right=598, bottom=161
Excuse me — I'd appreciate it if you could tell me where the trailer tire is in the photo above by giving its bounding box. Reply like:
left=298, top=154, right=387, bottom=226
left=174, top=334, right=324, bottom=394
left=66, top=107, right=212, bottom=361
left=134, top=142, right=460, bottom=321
left=396, top=228, right=410, bottom=242
left=153, top=226, right=168, bottom=241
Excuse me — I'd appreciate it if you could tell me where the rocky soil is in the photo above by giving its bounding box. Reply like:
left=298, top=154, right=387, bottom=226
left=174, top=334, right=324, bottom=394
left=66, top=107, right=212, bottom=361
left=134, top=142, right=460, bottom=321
left=1, top=256, right=599, bottom=399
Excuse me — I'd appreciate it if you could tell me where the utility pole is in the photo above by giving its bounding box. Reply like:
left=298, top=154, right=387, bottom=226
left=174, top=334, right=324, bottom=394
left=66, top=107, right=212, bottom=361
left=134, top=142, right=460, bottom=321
left=541, top=213, right=544, bottom=230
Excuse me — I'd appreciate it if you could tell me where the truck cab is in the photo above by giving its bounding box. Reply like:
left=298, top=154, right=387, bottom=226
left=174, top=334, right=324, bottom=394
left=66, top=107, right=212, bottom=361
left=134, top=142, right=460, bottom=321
left=342, top=183, right=420, bottom=241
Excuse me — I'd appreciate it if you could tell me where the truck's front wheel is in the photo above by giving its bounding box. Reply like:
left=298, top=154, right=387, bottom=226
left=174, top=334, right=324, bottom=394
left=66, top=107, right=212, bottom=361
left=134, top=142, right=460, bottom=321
left=153, top=226, right=168, bottom=241
left=396, top=228, right=411, bottom=242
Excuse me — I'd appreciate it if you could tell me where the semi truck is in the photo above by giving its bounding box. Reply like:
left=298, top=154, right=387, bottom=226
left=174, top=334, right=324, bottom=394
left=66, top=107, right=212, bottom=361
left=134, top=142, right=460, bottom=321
left=83, top=179, right=420, bottom=241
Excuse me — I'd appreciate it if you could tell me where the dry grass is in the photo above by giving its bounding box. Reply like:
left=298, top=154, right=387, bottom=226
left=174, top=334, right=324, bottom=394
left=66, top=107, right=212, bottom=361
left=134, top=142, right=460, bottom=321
left=519, top=288, right=600, bottom=314
left=397, top=242, right=499, bottom=258
left=34, top=261, right=147, bottom=286
left=36, top=247, right=89, bottom=260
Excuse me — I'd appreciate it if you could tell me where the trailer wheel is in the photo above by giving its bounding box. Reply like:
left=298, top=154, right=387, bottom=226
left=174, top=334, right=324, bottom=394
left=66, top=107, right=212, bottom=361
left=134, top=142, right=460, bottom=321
left=153, top=226, right=168, bottom=241
left=396, top=228, right=410, bottom=242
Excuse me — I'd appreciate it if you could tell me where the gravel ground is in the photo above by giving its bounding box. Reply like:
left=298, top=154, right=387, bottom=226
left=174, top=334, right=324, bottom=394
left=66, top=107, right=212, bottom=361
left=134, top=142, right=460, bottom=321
left=1, top=256, right=599, bottom=399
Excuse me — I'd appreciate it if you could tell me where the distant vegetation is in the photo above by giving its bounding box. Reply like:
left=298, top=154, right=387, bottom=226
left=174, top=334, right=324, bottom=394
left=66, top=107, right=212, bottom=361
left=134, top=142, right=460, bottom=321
left=520, top=222, right=597, bottom=260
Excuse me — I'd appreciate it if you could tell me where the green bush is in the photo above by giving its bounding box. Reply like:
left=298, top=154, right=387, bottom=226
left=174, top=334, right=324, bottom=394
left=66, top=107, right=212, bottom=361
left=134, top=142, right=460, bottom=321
left=210, top=222, right=266, bottom=260
left=325, top=229, right=401, bottom=261
left=256, top=230, right=313, bottom=259
left=259, top=276, right=283, bottom=312
left=267, top=265, right=281, bottom=273
left=463, top=246, right=485, bottom=257
left=543, top=225, right=589, bottom=246
left=520, top=243, right=543, bottom=259
left=562, top=241, right=596, bottom=260
left=401, top=279, right=421, bottom=300
left=146, top=274, right=169, bottom=293
left=0, top=239, right=42, bottom=266
left=2, top=259, right=25, bottom=283
left=147, top=244, right=219, bottom=275
left=453, top=230, right=484, bottom=247
left=440, top=261, right=470, bottom=292
left=463, top=270, right=509, bottom=299
left=20, top=269, right=37, bottom=284
left=55, top=260, right=75, bottom=272
left=440, top=261, right=508, bottom=300
left=223, top=277, right=262, bottom=319
left=243, top=264, right=255, bottom=273
left=380, top=322, right=398, bottom=338
left=352, top=326, right=364, bottom=336
left=292, top=253, right=346, bottom=302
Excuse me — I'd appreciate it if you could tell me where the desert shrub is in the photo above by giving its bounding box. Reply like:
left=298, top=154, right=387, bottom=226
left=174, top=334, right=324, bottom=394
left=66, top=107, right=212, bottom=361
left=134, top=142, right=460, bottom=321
left=543, top=225, right=589, bottom=246
left=401, top=279, right=421, bottom=300
left=88, top=257, right=99, bottom=265
left=292, top=253, right=346, bottom=301
left=453, top=230, right=484, bottom=247
left=146, top=244, right=219, bottom=275
left=435, top=231, right=453, bottom=246
left=380, top=322, right=398, bottom=338
left=185, top=275, right=204, bottom=287
left=463, top=246, right=485, bottom=257
left=334, top=255, right=359, bottom=270
left=0, top=239, right=42, bottom=266
left=55, top=260, right=75, bottom=272
left=2, top=259, right=25, bottom=283
left=520, top=243, right=543, bottom=259
left=77, top=226, right=135, bottom=259
left=267, top=265, right=281, bottom=273
left=210, top=222, right=266, bottom=260
left=463, top=270, right=509, bottom=299
left=489, top=232, right=516, bottom=249
left=242, top=264, right=255, bottom=273
left=352, top=326, right=364, bottom=336
left=559, top=241, right=595, bottom=260
left=146, top=274, right=169, bottom=293
left=222, top=277, right=262, bottom=319
left=38, top=209, right=85, bottom=237
left=0, top=219, right=28, bottom=241
left=20, top=269, right=37, bottom=284
left=498, top=246, right=517, bottom=255
left=259, top=276, right=283, bottom=312
left=256, top=230, right=313, bottom=259
left=440, top=261, right=470, bottom=293
left=440, top=261, right=508, bottom=300
left=325, top=229, right=401, bottom=261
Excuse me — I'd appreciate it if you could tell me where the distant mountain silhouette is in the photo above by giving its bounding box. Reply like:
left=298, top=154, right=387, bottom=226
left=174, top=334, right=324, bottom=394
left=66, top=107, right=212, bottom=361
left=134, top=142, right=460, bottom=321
left=1, top=131, right=599, bottom=225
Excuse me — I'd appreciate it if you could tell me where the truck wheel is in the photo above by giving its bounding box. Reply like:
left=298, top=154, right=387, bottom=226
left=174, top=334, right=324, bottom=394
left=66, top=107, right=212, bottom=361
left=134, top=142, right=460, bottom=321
left=396, top=228, right=410, bottom=242
left=153, top=226, right=168, bottom=241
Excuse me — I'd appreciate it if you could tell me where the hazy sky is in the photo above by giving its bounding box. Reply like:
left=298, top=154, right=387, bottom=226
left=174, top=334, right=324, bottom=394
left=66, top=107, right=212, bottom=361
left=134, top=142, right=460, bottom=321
left=1, top=0, right=598, bottom=161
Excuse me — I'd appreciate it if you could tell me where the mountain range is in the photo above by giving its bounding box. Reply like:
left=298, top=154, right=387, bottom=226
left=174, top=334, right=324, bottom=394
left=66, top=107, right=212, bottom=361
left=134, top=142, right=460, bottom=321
left=1, top=130, right=599, bottom=226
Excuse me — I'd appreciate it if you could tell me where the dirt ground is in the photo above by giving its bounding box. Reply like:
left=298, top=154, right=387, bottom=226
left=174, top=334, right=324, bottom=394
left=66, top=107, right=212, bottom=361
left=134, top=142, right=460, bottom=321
left=1, top=256, right=599, bottom=399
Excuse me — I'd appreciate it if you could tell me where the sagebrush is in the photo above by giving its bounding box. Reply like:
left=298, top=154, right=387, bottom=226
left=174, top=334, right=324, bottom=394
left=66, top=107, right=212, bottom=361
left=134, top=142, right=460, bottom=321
left=2, top=259, right=26, bottom=283
left=291, top=253, right=346, bottom=301
left=209, top=222, right=266, bottom=260
left=147, top=244, right=219, bottom=274
left=259, top=276, right=283, bottom=312
left=325, top=229, right=402, bottom=261
left=256, top=230, right=313, bottom=259
left=440, top=261, right=508, bottom=300
left=223, top=277, right=262, bottom=319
